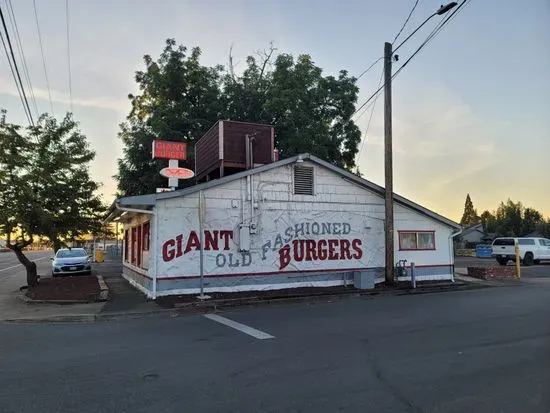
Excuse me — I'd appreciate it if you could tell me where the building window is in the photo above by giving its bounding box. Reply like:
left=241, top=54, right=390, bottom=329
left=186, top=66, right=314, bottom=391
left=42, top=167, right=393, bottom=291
left=124, top=230, right=129, bottom=262
left=294, top=165, right=314, bottom=195
left=399, top=231, right=435, bottom=250
left=131, top=227, right=137, bottom=265
left=137, top=225, right=142, bottom=267
left=142, top=222, right=150, bottom=251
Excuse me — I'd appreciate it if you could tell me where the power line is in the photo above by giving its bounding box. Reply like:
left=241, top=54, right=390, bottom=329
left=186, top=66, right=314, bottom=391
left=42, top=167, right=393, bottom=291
left=356, top=56, right=383, bottom=80
left=0, top=4, right=34, bottom=126
left=353, top=0, right=471, bottom=118
left=0, top=29, right=30, bottom=125
left=65, top=0, right=73, bottom=113
left=32, top=0, right=54, bottom=115
left=356, top=69, right=384, bottom=161
left=392, top=0, right=419, bottom=44
left=5, top=0, right=39, bottom=118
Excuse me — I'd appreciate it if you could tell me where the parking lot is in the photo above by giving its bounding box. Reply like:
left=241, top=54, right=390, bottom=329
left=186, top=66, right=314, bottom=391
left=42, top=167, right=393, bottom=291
left=2, top=270, right=550, bottom=413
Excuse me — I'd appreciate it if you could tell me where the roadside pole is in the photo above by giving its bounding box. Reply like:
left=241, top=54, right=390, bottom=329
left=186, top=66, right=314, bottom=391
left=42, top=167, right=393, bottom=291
left=384, top=41, right=395, bottom=285
left=197, top=190, right=210, bottom=300
left=514, top=240, right=521, bottom=279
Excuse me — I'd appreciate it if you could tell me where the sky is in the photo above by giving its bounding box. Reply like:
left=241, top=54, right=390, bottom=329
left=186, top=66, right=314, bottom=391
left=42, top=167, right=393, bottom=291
left=0, top=0, right=549, bottom=222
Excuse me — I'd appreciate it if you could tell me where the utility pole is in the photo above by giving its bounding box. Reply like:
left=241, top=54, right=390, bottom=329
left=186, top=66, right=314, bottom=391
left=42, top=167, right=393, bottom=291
left=384, top=41, right=394, bottom=285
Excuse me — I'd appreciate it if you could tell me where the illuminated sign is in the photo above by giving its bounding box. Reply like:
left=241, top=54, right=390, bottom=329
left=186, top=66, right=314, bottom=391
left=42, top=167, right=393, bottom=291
left=152, top=140, right=187, bottom=160
left=160, top=167, right=195, bottom=180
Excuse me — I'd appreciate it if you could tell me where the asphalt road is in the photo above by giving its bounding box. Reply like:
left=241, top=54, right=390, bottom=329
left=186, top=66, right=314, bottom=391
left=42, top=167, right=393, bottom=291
left=1, top=272, right=549, bottom=413
left=0, top=250, right=52, bottom=285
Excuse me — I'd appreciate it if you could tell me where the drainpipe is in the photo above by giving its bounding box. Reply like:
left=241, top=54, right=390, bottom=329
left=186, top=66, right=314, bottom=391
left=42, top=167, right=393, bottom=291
left=449, top=227, right=463, bottom=282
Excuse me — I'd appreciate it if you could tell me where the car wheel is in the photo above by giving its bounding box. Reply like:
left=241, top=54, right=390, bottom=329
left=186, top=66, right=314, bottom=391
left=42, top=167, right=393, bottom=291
left=523, top=252, right=534, bottom=266
left=497, top=258, right=507, bottom=266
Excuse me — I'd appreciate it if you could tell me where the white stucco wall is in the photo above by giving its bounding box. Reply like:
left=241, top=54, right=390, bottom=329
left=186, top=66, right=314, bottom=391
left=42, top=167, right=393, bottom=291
left=141, top=160, right=456, bottom=295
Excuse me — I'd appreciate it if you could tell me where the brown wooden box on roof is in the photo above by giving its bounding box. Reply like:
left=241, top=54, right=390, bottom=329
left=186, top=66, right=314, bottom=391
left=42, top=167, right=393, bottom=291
left=194, top=120, right=275, bottom=181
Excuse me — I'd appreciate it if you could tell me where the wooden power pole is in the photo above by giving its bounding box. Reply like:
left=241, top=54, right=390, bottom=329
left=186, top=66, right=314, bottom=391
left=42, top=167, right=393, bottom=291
left=384, top=41, right=395, bottom=285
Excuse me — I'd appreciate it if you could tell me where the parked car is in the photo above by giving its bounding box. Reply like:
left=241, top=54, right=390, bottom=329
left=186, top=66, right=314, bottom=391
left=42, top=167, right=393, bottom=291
left=51, top=248, right=92, bottom=276
left=491, top=237, right=550, bottom=266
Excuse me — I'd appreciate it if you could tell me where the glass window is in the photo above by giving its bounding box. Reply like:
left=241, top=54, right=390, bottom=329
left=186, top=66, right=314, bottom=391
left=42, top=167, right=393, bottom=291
left=399, top=233, right=417, bottom=250
left=57, top=249, right=87, bottom=258
left=518, top=239, right=535, bottom=245
left=493, top=238, right=515, bottom=246
left=418, top=232, right=435, bottom=249
left=399, top=231, right=435, bottom=250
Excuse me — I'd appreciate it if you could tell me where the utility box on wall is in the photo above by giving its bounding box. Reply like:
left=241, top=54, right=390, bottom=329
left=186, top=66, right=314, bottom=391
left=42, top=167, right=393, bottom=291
left=194, top=120, right=275, bottom=182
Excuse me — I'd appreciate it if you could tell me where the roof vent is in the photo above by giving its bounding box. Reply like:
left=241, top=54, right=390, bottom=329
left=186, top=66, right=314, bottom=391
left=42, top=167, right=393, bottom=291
left=294, top=165, right=314, bottom=195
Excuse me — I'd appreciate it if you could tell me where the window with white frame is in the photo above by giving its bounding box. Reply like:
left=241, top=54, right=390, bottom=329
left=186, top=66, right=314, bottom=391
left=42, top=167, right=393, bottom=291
left=398, top=231, right=435, bottom=250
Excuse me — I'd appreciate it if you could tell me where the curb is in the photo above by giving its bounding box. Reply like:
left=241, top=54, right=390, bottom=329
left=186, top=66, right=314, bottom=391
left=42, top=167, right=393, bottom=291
left=96, top=275, right=110, bottom=302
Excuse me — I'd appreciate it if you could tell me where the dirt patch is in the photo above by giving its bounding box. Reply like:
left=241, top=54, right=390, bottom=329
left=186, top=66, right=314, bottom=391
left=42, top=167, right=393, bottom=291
left=26, top=276, right=101, bottom=302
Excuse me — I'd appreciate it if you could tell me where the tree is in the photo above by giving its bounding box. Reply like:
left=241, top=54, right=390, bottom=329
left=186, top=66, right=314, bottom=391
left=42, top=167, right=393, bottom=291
left=537, top=218, right=550, bottom=238
left=223, top=48, right=361, bottom=169
left=116, top=39, right=224, bottom=196
left=0, top=113, right=105, bottom=286
left=480, top=210, right=494, bottom=230
left=117, top=39, right=362, bottom=196
left=460, top=194, right=480, bottom=227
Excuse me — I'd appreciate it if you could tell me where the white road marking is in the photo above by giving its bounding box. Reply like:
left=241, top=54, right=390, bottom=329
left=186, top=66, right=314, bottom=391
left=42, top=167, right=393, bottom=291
left=204, top=314, right=275, bottom=340
left=0, top=257, right=48, bottom=272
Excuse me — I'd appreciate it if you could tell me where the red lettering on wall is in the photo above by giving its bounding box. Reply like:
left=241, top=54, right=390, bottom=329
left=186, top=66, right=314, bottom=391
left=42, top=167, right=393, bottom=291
left=162, top=239, right=176, bottom=262
left=340, top=239, right=352, bottom=260
left=219, top=230, right=233, bottom=250
left=318, top=240, right=328, bottom=260
left=279, top=244, right=291, bottom=270
left=305, top=239, right=318, bottom=261
left=184, top=231, right=200, bottom=254
left=204, top=230, right=219, bottom=250
left=328, top=239, right=339, bottom=260
left=277, top=238, right=363, bottom=270
left=352, top=239, right=363, bottom=259
left=176, top=234, right=183, bottom=257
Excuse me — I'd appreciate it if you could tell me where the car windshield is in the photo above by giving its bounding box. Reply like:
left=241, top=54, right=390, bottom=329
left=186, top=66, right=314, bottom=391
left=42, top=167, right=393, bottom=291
left=56, top=250, right=87, bottom=258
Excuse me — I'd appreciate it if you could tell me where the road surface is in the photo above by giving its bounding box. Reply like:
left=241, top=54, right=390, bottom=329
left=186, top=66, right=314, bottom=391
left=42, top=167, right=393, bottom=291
left=1, top=267, right=549, bottom=413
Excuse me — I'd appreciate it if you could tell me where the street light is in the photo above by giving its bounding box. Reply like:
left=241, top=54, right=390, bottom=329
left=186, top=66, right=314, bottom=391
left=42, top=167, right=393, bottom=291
left=383, top=2, right=458, bottom=286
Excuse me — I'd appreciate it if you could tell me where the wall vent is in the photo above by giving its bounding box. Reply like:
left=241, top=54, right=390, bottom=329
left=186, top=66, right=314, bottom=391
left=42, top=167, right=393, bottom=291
left=293, top=165, right=314, bottom=195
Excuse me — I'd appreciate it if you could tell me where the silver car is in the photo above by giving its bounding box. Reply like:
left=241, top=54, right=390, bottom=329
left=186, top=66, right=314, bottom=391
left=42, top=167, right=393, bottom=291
left=51, top=248, right=92, bottom=276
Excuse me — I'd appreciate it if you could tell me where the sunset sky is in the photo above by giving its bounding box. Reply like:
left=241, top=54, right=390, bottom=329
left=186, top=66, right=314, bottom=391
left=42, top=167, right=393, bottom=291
left=1, top=0, right=548, bottom=221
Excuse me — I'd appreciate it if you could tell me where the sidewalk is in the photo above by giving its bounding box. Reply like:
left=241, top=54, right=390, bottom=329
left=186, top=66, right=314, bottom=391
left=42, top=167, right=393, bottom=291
left=1, top=259, right=488, bottom=323
left=0, top=255, right=164, bottom=323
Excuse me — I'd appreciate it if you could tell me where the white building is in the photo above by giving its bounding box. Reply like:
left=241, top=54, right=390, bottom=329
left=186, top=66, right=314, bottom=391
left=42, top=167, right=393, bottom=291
left=107, top=153, right=461, bottom=298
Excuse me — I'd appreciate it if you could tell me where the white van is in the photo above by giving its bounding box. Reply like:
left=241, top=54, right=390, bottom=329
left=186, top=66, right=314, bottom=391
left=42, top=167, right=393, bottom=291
left=491, top=237, right=550, bottom=266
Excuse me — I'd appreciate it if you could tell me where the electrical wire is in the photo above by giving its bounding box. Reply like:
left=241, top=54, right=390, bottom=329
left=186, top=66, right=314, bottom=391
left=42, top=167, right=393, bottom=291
left=0, top=29, right=30, bottom=125
left=353, top=0, right=471, bottom=118
left=356, top=69, right=384, bottom=161
left=33, top=0, right=54, bottom=115
left=5, top=0, right=39, bottom=118
left=392, top=0, right=419, bottom=44
left=65, top=0, right=73, bottom=113
left=0, top=4, right=34, bottom=126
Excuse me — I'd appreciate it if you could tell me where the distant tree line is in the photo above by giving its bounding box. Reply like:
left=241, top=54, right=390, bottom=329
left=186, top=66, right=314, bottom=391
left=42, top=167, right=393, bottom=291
left=460, top=194, right=549, bottom=238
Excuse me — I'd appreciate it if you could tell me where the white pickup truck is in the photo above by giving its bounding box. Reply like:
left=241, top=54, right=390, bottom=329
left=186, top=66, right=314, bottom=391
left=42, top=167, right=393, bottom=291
left=491, top=237, right=550, bottom=266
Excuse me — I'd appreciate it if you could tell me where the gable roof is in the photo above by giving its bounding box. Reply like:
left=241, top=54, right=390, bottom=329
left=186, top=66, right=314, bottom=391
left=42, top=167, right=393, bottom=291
left=108, top=153, right=460, bottom=229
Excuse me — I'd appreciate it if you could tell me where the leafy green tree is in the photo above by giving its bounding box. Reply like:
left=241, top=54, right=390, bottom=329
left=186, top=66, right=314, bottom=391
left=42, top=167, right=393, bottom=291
left=480, top=210, right=494, bottom=230
left=117, top=39, right=362, bottom=196
left=537, top=218, right=550, bottom=238
left=0, top=113, right=105, bottom=286
left=116, top=39, right=224, bottom=196
left=460, top=194, right=480, bottom=227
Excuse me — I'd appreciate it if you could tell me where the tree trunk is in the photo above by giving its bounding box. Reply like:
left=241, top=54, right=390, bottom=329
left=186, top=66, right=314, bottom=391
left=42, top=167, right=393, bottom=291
left=12, top=247, right=38, bottom=287
left=52, top=239, right=62, bottom=253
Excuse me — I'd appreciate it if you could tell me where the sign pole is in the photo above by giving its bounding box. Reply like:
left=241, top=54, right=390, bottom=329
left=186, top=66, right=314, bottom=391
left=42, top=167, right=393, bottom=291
left=197, top=190, right=210, bottom=300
